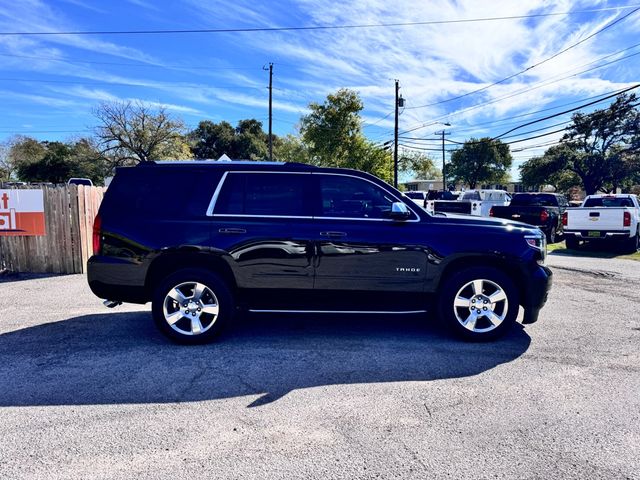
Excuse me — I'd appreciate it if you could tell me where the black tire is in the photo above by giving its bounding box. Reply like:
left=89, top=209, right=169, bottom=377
left=152, top=268, right=234, bottom=344
left=437, top=266, right=519, bottom=341
left=546, top=225, right=557, bottom=244
left=623, top=230, right=639, bottom=254
left=565, top=236, right=580, bottom=250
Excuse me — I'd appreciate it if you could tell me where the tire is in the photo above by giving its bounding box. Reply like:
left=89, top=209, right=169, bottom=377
left=565, top=236, right=580, bottom=250
left=623, top=229, right=639, bottom=254
left=152, top=268, right=234, bottom=344
left=546, top=225, right=557, bottom=244
left=438, top=266, right=519, bottom=341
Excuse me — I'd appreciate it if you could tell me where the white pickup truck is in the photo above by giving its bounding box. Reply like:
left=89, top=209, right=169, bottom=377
left=433, top=189, right=511, bottom=217
left=562, top=194, right=640, bottom=253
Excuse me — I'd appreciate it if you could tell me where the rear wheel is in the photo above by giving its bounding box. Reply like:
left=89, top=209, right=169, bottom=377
left=546, top=225, right=557, bottom=244
left=438, top=267, right=519, bottom=341
left=623, top=229, right=639, bottom=254
left=152, top=269, right=234, bottom=344
left=565, top=236, right=580, bottom=250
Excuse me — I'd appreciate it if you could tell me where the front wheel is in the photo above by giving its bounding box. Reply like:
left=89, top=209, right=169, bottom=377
left=438, top=267, right=519, bottom=341
left=152, top=269, right=234, bottom=344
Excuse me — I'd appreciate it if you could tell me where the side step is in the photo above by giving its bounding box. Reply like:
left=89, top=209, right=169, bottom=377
left=248, top=309, right=427, bottom=314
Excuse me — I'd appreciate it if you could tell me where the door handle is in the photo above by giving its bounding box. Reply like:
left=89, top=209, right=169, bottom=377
left=320, top=231, right=347, bottom=237
left=219, top=228, right=246, bottom=234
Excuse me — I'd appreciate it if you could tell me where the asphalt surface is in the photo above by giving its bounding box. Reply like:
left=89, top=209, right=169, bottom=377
left=0, top=254, right=638, bottom=479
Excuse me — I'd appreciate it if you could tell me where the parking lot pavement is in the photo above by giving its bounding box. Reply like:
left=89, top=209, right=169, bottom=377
left=0, top=255, right=638, bottom=480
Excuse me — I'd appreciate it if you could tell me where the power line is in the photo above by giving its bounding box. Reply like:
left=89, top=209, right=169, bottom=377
left=0, top=52, right=264, bottom=70
left=398, top=51, right=640, bottom=136
left=0, top=77, right=267, bottom=90
left=404, top=7, right=640, bottom=110
left=492, top=83, right=640, bottom=139
left=2, top=5, right=638, bottom=35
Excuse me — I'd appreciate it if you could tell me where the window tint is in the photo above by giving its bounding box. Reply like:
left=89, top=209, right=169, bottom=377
left=584, top=197, right=633, bottom=208
left=215, top=173, right=309, bottom=216
left=511, top=194, right=557, bottom=206
left=318, top=175, right=397, bottom=219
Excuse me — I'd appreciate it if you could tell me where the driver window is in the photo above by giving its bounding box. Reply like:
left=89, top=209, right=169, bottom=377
left=318, top=175, right=396, bottom=219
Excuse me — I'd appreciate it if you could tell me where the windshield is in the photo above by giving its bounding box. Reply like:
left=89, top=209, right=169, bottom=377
left=584, top=197, right=634, bottom=208
left=404, top=192, right=425, bottom=200
left=511, top=194, right=557, bottom=206
left=461, top=191, right=481, bottom=201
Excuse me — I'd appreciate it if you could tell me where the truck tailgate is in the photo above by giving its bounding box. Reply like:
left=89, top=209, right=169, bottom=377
left=567, top=208, right=627, bottom=231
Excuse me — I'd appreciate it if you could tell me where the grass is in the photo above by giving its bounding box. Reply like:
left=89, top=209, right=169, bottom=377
left=547, top=240, right=640, bottom=261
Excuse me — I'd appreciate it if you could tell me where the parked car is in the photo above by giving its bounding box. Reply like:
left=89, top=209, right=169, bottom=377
left=423, top=190, right=460, bottom=213
left=403, top=190, right=428, bottom=208
left=562, top=194, right=640, bottom=253
left=489, top=193, right=569, bottom=243
left=67, top=178, right=94, bottom=186
left=434, top=189, right=511, bottom=217
left=87, top=161, right=552, bottom=344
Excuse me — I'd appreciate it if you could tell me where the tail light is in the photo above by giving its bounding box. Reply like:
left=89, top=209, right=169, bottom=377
left=624, top=211, right=631, bottom=227
left=540, top=209, right=549, bottom=222
left=93, top=214, right=102, bottom=255
left=562, top=212, right=568, bottom=226
left=489, top=207, right=494, bottom=217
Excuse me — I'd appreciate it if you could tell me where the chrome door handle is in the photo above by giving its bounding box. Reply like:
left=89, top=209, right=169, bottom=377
left=320, top=231, right=347, bottom=237
left=219, top=228, right=246, bottom=234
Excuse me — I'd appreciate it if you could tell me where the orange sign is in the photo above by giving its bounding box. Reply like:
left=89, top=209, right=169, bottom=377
left=0, top=190, right=46, bottom=236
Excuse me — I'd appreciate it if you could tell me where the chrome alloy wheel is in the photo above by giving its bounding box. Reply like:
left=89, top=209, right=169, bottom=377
left=453, top=278, right=509, bottom=333
left=162, top=282, right=220, bottom=336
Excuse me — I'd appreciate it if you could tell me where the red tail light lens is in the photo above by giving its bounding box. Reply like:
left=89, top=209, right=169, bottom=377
left=623, top=211, right=631, bottom=227
left=489, top=207, right=494, bottom=217
left=93, top=214, right=102, bottom=255
left=562, top=212, right=568, bottom=226
left=540, top=209, right=549, bottom=222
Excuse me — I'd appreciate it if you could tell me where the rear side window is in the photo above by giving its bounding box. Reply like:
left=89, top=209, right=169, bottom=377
left=214, top=172, right=309, bottom=216
left=104, top=167, right=219, bottom=218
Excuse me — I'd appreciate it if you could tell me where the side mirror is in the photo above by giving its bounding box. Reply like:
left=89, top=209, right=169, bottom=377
left=389, top=202, right=411, bottom=221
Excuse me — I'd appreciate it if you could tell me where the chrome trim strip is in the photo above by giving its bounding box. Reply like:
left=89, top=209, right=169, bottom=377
left=206, top=171, right=229, bottom=216
left=248, top=309, right=428, bottom=314
left=206, top=170, right=421, bottom=222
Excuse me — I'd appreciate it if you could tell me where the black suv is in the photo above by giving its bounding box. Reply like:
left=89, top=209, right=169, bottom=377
left=88, top=161, right=552, bottom=343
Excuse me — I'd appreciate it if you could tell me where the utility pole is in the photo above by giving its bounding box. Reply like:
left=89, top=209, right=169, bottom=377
left=268, top=62, right=273, bottom=161
left=437, top=129, right=451, bottom=190
left=393, top=79, right=404, bottom=188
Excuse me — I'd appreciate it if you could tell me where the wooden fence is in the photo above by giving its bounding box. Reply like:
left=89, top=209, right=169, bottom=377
left=0, top=185, right=106, bottom=274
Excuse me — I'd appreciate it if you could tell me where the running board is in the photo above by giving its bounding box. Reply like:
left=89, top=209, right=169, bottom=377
left=248, top=309, right=427, bottom=314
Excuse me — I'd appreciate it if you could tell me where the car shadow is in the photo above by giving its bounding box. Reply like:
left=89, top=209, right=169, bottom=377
left=0, top=311, right=531, bottom=408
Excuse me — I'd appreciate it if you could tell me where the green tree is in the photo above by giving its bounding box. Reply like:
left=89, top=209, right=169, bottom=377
left=16, top=141, right=73, bottom=183
left=273, top=134, right=311, bottom=163
left=189, top=119, right=270, bottom=160
left=561, top=93, right=640, bottom=194
left=448, top=138, right=512, bottom=189
left=299, top=88, right=393, bottom=182
left=519, top=145, right=581, bottom=192
left=94, top=101, right=192, bottom=166
left=398, top=151, right=439, bottom=180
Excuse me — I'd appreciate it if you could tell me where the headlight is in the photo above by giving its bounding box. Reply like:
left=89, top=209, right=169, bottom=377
left=525, top=234, right=547, bottom=265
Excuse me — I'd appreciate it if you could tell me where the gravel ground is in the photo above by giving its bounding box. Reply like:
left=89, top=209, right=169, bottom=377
left=0, top=253, right=638, bottom=479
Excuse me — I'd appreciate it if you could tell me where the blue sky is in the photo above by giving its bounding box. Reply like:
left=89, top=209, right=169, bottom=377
left=0, top=0, right=639, bottom=179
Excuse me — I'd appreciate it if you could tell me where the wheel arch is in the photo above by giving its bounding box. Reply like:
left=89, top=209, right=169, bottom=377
left=145, top=250, right=238, bottom=297
left=436, top=254, right=526, bottom=307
